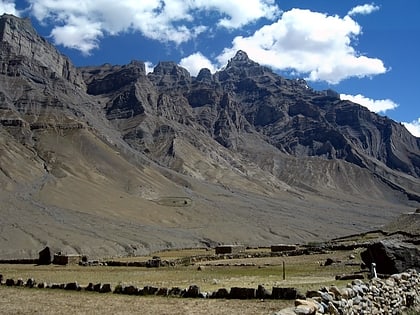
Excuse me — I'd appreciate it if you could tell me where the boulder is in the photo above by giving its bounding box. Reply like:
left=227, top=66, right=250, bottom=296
left=272, top=287, right=301, bottom=300
left=294, top=299, right=318, bottom=315
left=256, top=284, right=271, bottom=299
left=93, top=283, right=101, bottom=292
left=5, top=278, right=15, bottom=286
left=183, top=285, right=200, bottom=298
left=38, top=246, right=53, bottom=265
left=25, top=278, right=35, bottom=288
left=99, top=283, right=112, bottom=293
left=142, top=286, right=159, bottom=295
left=85, top=283, right=94, bottom=291
left=229, top=287, right=256, bottom=299
left=361, top=240, right=420, bottom=274
left=156, top=287, right=169, bottom=296
left=168, top=287, right=183, bottom=296
left=211, top=288, right=229, bottom=299
left=64, top=282, right=80, bottom=291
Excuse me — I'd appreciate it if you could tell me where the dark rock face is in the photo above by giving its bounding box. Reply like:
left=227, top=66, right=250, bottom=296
left=80, top=46, right=420, bottom=197
left=361, top=240, right=420, bottom=274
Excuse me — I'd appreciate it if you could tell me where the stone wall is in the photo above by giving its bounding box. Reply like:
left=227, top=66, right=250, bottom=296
left=1, top=269, right=418, bottom=315
left=215, top=245, right=245, bottom=255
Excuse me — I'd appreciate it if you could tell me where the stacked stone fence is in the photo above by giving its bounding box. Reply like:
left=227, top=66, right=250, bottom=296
left=1, top=270, right=419, bottom=314
left=0, top=273, right=305, bottom=300
left=275, top=269, right=420, bottom=315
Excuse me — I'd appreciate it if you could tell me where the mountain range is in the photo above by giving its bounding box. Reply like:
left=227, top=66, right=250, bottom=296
left=1, top=14, right=419, bottom=259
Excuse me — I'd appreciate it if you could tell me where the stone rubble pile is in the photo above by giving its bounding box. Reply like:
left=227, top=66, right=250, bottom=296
left=276, top=269, right=420, bottom=315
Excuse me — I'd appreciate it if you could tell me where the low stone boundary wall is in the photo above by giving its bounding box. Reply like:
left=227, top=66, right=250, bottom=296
left=0, top=273, right=303, bottom=300
left=1, top=270, right=419, bottom=313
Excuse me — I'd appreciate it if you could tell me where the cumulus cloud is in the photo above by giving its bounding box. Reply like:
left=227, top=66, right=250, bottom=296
left=180, top=52, right=217, bottom=76
left=340, top=94, right=398, bottom=113
left=193, top=0, right=280, bottom=28
left=26, top=0, right=280, bottom=55
left=348, top=3, right=379, bottom=16
left=403, top=119, right=420, bottom=137
left=216, top=8, right=386, bottom=84
left=145, top=61, right=155, bottom=74
left=0, top=0, right=19, bottom=16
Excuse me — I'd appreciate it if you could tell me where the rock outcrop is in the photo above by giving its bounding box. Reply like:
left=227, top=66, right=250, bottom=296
left=361, top=240, right=420, bottom=274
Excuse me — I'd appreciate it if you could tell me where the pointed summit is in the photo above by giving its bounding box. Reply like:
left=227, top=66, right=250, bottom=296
left=232, top=50, right=250, bottom=62
left=226, top=50, right=260, bottom=69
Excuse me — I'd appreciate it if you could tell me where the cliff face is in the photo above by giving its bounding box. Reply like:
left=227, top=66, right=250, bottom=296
left=81, top=50, right=420, bottom=190
left=1, top=15, right=419, bottom=259
left=0, top=14, right=84, bottom=87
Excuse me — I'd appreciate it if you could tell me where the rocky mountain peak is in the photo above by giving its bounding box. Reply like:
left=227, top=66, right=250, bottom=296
left=0, top=15, right=419, bottom=259
left=226, top=50, right=259, bottom=69
left=0, top=14, right=85, bottom=88
left=232, top=50, right=250, bottom=61
left=149, top=61, right=191, bottom=87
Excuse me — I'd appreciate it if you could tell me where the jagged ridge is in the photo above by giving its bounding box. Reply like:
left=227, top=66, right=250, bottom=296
left=0, top=15, right=419, bottom=259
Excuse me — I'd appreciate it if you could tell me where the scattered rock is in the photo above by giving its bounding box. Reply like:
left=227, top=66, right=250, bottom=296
left=361, top=240, right=420, bottom=274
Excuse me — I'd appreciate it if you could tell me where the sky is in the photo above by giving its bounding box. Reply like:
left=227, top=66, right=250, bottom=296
left=1, top=0, right=419, bottom=137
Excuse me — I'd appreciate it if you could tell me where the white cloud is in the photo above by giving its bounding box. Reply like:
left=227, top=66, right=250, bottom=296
left=216, top=8, right=387, bottom=84
left=0, top=0, right=19, bottom=16
left=179, top=52, right=217, bottom=76
left=194, top=0, right=280, bottom=28
left=403, top=118, right=420, bottom=137
left=50, top=16, right=103, bottom=55
left=348, top=3, right=379, bottom=16
left=340, top=94, right=398, bottom=113
left=145, top=61, right=155, bottom=74
left=26, top=0, right=280, bottom=55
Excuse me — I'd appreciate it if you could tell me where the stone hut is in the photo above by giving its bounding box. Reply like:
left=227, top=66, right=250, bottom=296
left=38, top=246, right=53, bottom=265
left=215, top=245, right=245, bottom=255
left=52, top=253, right=82, bottom=265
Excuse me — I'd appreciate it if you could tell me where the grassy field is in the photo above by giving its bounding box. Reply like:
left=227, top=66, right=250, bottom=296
left=0, top=248, right=364, bottom=314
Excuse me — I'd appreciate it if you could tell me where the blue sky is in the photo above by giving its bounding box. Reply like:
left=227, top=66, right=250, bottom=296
left=1, top=0, right=419, bottom=136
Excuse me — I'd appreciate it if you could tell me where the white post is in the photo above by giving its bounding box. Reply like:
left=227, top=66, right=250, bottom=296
left=371, top=263, right=377, bottom=278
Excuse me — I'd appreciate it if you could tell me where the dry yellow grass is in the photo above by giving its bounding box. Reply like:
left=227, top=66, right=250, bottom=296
left=0, top=249, right=362, bottom=291
left=0, top=248, right=364, bottom=314
left=0, top=287, right=291, bottom=315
